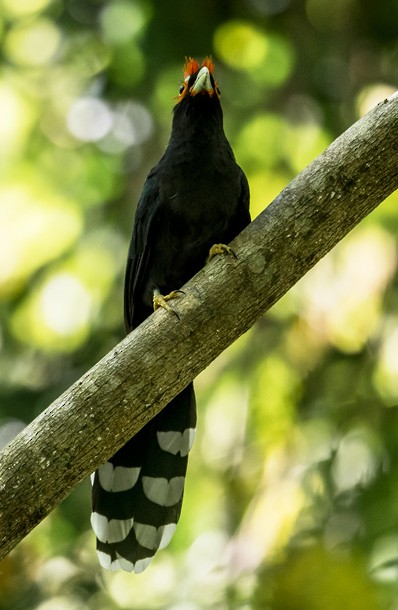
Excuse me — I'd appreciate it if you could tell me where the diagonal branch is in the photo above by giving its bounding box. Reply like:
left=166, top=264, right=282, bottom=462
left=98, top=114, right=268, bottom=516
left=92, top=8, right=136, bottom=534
left=0, top=94, right=397, bottom=561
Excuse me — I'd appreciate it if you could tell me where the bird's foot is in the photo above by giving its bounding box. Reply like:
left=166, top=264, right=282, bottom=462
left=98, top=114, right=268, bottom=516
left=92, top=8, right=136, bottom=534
left=153, top=289, right=183, bottom=319
left=207, top=243, right=237, bottom=263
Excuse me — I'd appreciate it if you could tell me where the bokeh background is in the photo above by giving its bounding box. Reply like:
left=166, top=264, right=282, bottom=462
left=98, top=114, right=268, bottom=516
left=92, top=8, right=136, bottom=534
left=1, top=0, right=398, bottom=608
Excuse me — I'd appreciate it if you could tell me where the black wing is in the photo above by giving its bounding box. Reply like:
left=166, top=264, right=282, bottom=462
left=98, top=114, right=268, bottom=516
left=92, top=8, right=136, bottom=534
left=124, top=169, right=162, bottom=332
left=237, top=167, right=251, bottom=229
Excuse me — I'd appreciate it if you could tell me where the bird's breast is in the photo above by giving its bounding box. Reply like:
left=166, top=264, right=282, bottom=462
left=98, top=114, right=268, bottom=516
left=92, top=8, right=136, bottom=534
left=161, top=163, right=240, bottom=225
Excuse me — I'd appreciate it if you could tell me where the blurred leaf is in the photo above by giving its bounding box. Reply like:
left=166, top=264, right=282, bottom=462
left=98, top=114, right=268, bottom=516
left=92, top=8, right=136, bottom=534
left=0, top=173, right=82, bottom=298
left=256, top=545, right=380, bottom=610
left=214, top=21, right=294, bottom=87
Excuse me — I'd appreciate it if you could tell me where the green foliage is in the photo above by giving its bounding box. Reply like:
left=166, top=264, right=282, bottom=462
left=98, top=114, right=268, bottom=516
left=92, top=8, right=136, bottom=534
left=0, top=0, right=397, bottom=608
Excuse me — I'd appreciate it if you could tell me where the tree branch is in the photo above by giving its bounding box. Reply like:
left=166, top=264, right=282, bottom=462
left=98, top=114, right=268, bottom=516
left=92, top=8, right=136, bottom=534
left=1, top=94, right=397, bottom=561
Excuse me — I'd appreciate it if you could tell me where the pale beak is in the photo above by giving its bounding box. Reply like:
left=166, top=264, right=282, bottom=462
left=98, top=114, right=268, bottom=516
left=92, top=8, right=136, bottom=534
left=191, top=66, right=213, bottom=94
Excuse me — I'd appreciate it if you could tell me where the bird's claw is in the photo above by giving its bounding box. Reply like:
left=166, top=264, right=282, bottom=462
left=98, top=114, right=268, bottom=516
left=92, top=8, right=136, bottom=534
left=153, top=290, right=184, bottom=319
left=207, top=243, right=237, bottom=263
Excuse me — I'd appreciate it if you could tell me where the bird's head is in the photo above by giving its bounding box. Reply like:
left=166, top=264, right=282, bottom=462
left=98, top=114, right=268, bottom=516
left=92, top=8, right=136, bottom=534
left=171, top=56, right=224, bottom=139
left=177, top=56, right=221, bottom=101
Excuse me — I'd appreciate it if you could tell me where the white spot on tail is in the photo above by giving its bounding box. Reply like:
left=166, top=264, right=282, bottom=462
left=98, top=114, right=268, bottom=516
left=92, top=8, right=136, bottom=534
left=97, top=550, right=123, bottom=571
left=91, top=511, right=134, bottom=543
left=134, top=557, right=153, bottom=573
left=134, top=522, right=160, bottom=550
left=97, top=550, right=111, bottom=569
left=115, top=553, right=153, bottom=574
left=97, top=462, right=141, bottom=492
left=142, top=476, right=185, bottom=506
left=157, top=428, right=196, bottom=457
left=97, top=549, right=153, bottom=574
left=159, top=523, right=177, bottom=549
left=115, top=553, right=135, bottom=572
left=133, top=521, right=177, bottom=550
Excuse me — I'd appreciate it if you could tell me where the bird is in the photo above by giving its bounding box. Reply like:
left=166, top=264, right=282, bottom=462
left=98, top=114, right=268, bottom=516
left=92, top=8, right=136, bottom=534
left=90, top=56, right=251, bottom=573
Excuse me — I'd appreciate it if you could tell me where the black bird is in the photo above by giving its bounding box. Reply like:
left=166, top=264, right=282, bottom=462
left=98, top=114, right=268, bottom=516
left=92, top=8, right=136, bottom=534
left=91, top=57, right=251, bottom=573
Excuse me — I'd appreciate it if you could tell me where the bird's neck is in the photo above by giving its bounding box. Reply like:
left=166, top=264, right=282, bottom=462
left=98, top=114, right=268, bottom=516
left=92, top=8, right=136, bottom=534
left=167, top=98, right=228, bottom=155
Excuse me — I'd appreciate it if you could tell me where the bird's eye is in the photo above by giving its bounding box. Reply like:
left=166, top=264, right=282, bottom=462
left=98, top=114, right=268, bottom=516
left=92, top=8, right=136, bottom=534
left=179, top=85, right=184, bottom=95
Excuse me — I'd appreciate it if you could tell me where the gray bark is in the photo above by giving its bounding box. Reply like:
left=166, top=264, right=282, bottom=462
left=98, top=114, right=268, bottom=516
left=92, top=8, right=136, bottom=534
left=0, top=93, right=397, bottom=561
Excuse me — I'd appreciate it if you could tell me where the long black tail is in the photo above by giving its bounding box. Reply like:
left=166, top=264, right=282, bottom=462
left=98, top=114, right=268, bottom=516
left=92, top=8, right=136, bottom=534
left=91, top=383, right=196, bottom=573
